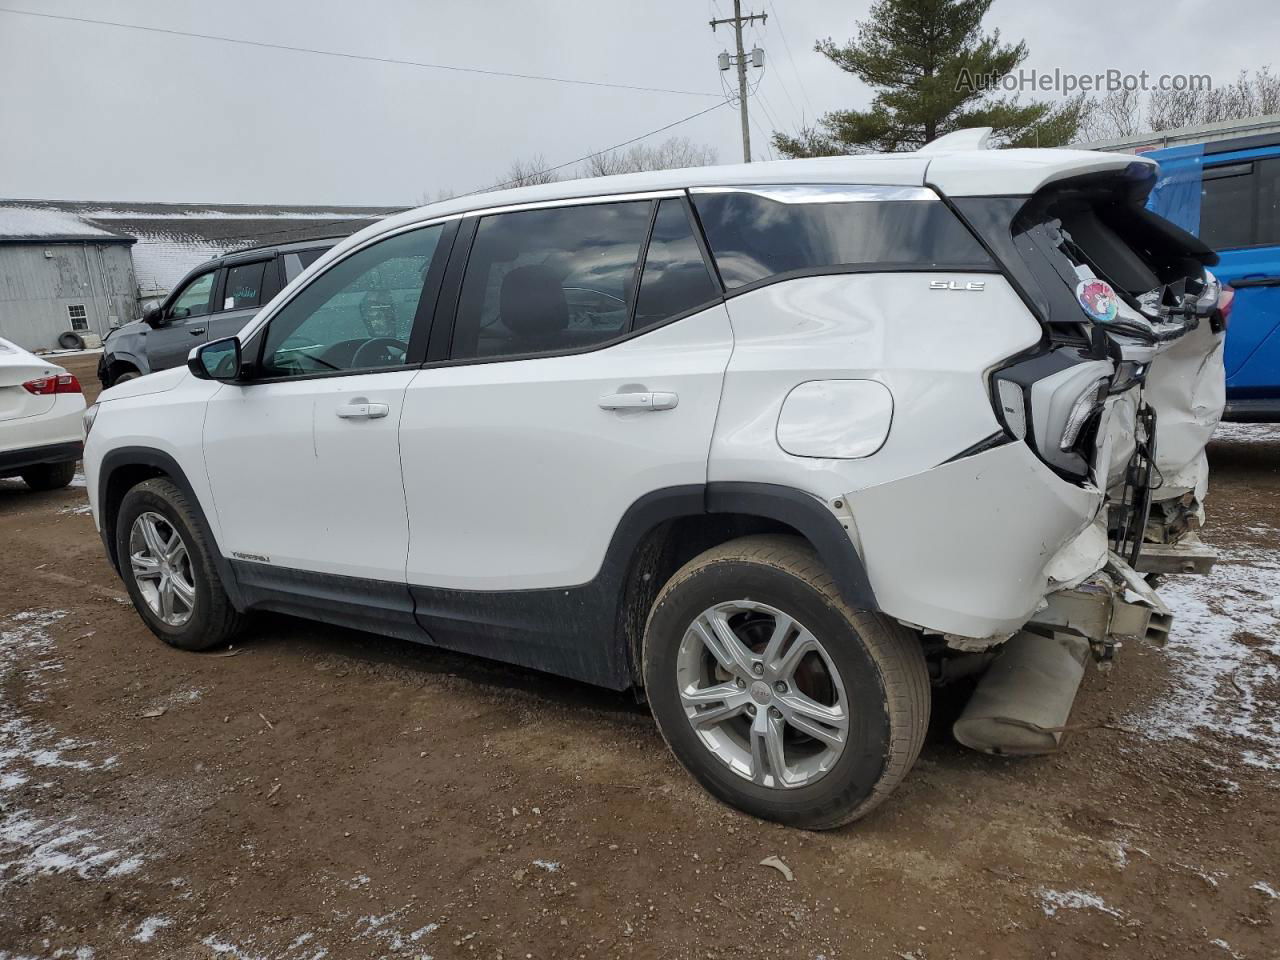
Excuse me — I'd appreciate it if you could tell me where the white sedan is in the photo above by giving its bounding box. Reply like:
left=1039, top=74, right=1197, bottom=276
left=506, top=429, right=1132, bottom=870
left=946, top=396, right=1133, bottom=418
left=0, top=337, right=86, bottom=490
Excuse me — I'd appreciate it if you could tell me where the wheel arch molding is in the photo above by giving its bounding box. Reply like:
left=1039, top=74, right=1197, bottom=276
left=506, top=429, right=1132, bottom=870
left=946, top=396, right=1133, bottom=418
left=96, top=446, right=245, bottom=609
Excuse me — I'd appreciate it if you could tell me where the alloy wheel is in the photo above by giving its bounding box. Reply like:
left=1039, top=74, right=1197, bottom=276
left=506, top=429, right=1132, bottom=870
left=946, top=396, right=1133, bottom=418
left=675, top=600, right=849, bottom=789
left=129, top=511, right=196, bottom=627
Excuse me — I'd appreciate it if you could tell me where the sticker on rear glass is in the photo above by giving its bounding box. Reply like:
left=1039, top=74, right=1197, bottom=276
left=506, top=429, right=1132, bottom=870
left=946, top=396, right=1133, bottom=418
left=1076, top=279, right=1118, bottom=323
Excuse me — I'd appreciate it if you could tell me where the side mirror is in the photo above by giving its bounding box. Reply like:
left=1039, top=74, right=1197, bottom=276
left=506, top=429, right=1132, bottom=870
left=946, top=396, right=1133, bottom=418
left=188, top=337, right=242, bottom=382
left=141, top=300, right=165, bottom=327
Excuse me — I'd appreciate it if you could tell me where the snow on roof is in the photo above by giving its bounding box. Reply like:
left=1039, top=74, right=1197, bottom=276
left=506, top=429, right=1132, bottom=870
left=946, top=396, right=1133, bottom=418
left=0, top=206, right=131, bottom=242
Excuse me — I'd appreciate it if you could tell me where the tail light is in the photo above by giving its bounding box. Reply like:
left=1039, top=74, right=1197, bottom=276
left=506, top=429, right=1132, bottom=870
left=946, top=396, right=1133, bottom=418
left=1214, top=285, right=1235, bottom=333
left=22, top=373, right=82, bottom=395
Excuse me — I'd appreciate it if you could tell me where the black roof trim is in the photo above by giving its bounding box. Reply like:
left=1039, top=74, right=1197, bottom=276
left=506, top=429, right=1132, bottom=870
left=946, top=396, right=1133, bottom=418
left=0, top=234, right=135, bottom=246
left=1204, top=131, right=1280, bottom=155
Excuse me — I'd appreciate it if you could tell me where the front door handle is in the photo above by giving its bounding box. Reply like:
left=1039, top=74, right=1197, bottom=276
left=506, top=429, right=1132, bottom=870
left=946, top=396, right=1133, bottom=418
left=189, top=327, right=207, bottom=336
left=336, top=400, right=390, bottom=420
left=598, top=391, right=679, bottom=411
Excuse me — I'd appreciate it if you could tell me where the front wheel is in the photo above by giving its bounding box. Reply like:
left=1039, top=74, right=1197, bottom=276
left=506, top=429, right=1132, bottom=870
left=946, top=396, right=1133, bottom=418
left=643, top=535, right=929, bottom=830
left=116, top=478, right=242, bottom=651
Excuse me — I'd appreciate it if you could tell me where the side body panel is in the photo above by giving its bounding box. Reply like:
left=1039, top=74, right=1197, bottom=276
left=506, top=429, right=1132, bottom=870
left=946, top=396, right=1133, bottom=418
left=709, top=272, right=1106, bottom=640
left=400, top=305, right=735, bottom=590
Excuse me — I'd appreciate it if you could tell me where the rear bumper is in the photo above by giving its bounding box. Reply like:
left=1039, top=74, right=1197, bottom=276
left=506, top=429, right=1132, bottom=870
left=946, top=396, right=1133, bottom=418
left=0, top=440, right=83, bottom=476
left=845, top=441, right=1106, bottom=642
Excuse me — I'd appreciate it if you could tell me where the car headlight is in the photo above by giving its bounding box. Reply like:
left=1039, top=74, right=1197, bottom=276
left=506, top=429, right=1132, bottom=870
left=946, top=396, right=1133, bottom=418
left=83, top=403, right=99, bottom=438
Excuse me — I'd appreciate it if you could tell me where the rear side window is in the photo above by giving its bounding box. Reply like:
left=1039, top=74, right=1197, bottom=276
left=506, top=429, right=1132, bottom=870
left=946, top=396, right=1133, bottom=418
left=223, top=260, right=267, bottom=311
left=634, top=199, right=719, bottom=330
left=451, top=202, right=651, bottom=360
left=691, top=187, right=993, bottom=289
left=1201, top=162, right=1256, bottom=250
left=283, top=248, right=330, bottom=282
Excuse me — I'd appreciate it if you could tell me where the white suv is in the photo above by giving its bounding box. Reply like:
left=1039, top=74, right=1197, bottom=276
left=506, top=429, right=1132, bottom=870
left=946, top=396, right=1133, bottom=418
left=83, top=134, right=1227, bottom=828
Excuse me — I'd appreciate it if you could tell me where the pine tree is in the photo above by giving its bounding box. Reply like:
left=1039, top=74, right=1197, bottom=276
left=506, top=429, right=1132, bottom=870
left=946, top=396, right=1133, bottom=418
left=774, top=0, right=1084, bottom=156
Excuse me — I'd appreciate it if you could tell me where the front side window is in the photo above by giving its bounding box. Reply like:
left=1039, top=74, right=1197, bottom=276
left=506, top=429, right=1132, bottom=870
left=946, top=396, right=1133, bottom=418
left=692, top=187, right=993, bottom=289
left=259, top=224, right=444, bottom=378
left=634, top=199, right=720, bottom=330
left=451, top=201, right=652, bottom=360
left=223, top=260, right=267, bottom=311
left=168, top=271, right=215, bottom=319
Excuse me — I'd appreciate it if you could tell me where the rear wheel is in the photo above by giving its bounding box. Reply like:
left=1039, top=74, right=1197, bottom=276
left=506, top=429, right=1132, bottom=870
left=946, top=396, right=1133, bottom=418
left=110, top=367, right=141, bottom=387
left=644, top=535, right=929, bottom=829
left=21, top=460, right=76, bottom=491
left=116, top=478, right=242, bottom=651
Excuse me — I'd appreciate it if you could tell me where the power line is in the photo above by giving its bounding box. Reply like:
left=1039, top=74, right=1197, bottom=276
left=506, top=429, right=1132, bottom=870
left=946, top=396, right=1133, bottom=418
left=0, top=6, right=722, bottom=99
left=226, top=99, right=734, bottom=245
left=470, top=99, right=733, bottom=194
left=766, top=1, right=817, bottom=117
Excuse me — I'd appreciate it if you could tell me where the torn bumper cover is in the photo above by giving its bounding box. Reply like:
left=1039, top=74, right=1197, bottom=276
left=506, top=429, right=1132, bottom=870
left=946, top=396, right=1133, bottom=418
left=843, top=440, right=1106, bottom=644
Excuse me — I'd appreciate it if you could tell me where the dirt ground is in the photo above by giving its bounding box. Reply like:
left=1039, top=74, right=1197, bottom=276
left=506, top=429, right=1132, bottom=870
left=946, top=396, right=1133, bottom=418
left=2, top=379, right=1278, bottom=958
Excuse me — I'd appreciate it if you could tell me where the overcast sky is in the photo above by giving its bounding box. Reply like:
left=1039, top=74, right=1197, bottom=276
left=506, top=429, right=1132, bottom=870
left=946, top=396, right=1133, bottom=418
left=0, top=0, right=1272, bottom=206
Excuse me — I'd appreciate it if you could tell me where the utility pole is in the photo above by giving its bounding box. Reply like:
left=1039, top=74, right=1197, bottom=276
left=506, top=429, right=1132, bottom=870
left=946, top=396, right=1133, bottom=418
left=711, top=1, right=766, bottom=163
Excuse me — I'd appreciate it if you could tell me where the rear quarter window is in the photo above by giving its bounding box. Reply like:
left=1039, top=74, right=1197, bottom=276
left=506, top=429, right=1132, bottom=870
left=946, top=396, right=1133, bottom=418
left=691, top=186, right=993, bottom=289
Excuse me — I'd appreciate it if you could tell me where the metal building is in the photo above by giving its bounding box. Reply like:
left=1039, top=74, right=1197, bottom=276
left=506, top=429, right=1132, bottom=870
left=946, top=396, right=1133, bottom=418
left=0, top=207, right=138, bottom=351
left=0, top=199, right=400, bottom=352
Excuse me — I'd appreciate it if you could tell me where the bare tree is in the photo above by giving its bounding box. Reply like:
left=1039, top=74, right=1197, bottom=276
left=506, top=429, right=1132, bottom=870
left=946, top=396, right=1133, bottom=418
left=499, top=154, right=561, bottom=188
left=1147, top=68, right=1280, bottom=132
left=1080, top=88, right=1144, bottom=141
left=580, top=137, right=718, bottom=178
left=417, top=187, right=457, bottom=206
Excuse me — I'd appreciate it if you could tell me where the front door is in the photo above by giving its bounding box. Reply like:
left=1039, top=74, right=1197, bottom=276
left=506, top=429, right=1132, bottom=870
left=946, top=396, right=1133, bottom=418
left=148, top=269, right=217, bottom=370
left=202, top=222, right=450, bottom=584
left=1197, top=153, right=1280, bottom=394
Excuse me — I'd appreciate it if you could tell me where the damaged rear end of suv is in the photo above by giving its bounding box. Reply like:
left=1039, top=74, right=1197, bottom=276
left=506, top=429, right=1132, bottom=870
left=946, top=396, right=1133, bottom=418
left=920, top=131, right=1228, bottom=755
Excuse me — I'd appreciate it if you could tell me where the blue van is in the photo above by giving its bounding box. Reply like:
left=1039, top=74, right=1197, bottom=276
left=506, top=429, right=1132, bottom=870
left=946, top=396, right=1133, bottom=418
left=1145, top=133, right=1280, bottom=420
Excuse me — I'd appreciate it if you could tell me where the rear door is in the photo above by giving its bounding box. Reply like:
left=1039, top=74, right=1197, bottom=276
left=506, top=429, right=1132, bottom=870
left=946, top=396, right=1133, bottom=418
left=148, top=268, right=218, bottom=371
left=1197, top=151, right=1280, bottom=389
left=399, top=195, right=733, bottom=593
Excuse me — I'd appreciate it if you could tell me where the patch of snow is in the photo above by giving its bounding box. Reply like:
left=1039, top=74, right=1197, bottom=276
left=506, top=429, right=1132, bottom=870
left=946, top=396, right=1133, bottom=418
left=1036, top=888, right=1125, bottom=919
left=57, top=503, right=92, bottom=516
left=1209, top=938, right=1244, bottom=959
left=131, top=916, right=172, bottom=943
left=0, top=207, right=118, bottom=240
left=1212, top=422, right=1280, bottom=443
left=68, top=473, right=86, bottom=489
left=1252, top=880, right=1279, bottom=899
left=1137, top=550, right=1280, bottom=770
left=0, top=611, right=141, bottom=886
left=532, top=859, right=561, bottom=872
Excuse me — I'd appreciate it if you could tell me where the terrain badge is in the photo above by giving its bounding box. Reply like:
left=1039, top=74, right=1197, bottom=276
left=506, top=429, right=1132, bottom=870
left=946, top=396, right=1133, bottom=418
left=1076, top=279, right=1119, bottom=323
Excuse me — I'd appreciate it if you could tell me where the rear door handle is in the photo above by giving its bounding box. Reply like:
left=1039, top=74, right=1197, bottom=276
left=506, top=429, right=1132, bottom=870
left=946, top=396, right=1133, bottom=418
left=336, top=400, right=390, bottom=420
left=189, top=327, right=207, bottom=336
left=598, top=391, right=679, bottom=411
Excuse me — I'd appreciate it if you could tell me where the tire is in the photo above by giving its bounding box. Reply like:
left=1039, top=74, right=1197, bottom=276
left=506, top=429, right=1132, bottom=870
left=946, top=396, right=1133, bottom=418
left=21, top=460, right=77, bottom=491
left=115, top=477, right=242, bottom=651
left=643, top=535, right=929, bottom=830
left=111, top=369, right=141, bottom=387
left=57, top=331, right=86, bottom=350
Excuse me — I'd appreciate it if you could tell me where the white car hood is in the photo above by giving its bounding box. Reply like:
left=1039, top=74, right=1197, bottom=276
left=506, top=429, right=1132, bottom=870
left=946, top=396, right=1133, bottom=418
left=98, top=364, right=190, bottom=403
